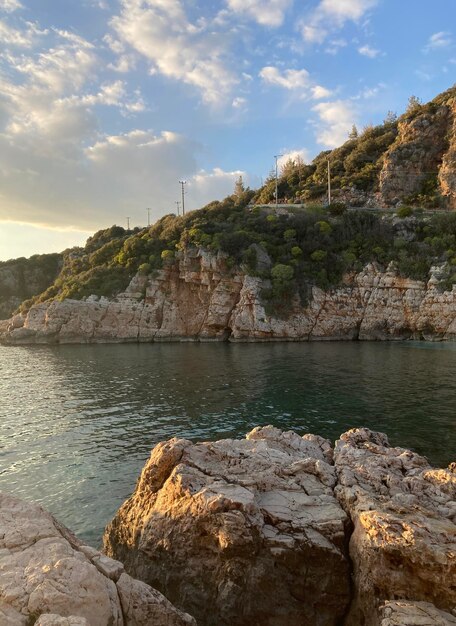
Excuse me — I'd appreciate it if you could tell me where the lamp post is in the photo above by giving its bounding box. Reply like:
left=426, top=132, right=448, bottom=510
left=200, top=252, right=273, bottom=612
left=274, top=154, right=283, bottom=211
left=146, top=208, right=151, bottom=227
left=327, top=160, right=331, bottom=206
left=179, top=180, right=187, bottom=215
left=126, top=216, right=130, bottom=231
left=175, top=201, right=181, bottom=216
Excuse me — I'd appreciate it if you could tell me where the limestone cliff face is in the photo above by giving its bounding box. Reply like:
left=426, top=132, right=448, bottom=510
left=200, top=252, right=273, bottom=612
left=1, top=248, right=455, bottom=344
left=439, top=98, right=456, bottom=210
left=379, top=103, right=451, bottom=206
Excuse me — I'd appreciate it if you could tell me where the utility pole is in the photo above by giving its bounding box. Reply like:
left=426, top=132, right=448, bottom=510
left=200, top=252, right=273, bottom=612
left=327, top=160, right=331, bottom=206
left=179, top=180, right=187, bottom=215
left=175, top=201, right=181, bottom=216
left=126, top=216, right=130, bottom=231
left=146, top=208, right=151, bottom=227
left=274, top=154, right=283, bottom=211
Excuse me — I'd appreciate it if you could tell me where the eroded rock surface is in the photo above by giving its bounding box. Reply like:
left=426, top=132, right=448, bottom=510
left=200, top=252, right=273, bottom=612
left=379, top=601, right=456, bottom=626
left=334, top=428, right=456, bottom=625
left=1, top=251, right=455, bottom=344
left=0, top=493, right=195, bottom=626
left=104, top=426, right=352, bottom=626
left=105, top=427, right=456, bottom=626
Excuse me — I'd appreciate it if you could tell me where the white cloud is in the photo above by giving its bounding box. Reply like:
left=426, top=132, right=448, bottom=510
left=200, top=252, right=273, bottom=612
left=358, top=44, right=380, bottom=58
left=325, top=38, right=347, bottom=55
left=425, top=31, right=452, bottom=51
left=0, top=19, right=46, bottom=47
left=278, top=149, right=310, bottom=169
left=190, top=167, right=247, bottom=203
left=226, top=0, right=292, bottom=27
left=312, top=99, right=358, bottom=147
left=259, top=66, right=331, bottom=99
left=0, top=0, right=22, bottom=12
left=110, top=0, right=239, bottom=105
left=301, top=0, right=379, bottom=44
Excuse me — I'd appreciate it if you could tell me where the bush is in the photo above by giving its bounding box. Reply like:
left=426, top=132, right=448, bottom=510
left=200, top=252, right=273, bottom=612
left=397, top=205, right=413, bottom=218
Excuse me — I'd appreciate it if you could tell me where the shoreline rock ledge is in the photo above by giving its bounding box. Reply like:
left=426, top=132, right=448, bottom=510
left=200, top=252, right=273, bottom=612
left=0, top=493, right=195, bottom=626
left=103, top=427, right=456, bottom=626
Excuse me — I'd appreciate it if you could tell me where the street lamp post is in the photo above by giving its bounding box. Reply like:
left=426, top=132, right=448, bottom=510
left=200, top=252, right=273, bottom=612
left=175, top=201, right=181, bottom=216
left=179, top=180, right=187, bottom=215
left=327, top=160, right=331, bottom=206
left=126, top=216, right=130, bottom=231
left=274, top=154, right=283, bottom=211
left=147, top=208, right=151, bottom=227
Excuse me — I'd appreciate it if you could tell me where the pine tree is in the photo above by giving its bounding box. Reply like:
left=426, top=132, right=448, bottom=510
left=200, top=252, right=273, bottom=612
left=348, top=124, right=358, bottom=139
left=407, top=95, right=422, bottom=114
left=234, top=175, right=245, bottom=198
left=384, top=110, right=397, bottom=125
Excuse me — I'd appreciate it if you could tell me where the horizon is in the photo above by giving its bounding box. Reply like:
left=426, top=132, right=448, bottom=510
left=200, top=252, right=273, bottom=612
left=0, top=0, right=455, bottom=260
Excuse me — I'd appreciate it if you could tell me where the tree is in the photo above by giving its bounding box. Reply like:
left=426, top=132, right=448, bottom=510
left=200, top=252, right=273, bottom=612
left=384, top=110, right=397, bottom=125
left=348, top=124, right=359, bottom=139
left=407, top=95, right=422, bottom=114
left=234, top=175, right=245, bottom=198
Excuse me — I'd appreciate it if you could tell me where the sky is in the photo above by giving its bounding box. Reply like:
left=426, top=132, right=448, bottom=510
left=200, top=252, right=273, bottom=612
left=0, top=0, right=455, bottom=260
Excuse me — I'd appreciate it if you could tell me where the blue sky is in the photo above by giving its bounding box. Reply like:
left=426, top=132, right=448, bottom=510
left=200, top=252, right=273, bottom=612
left=0, top=0, right=455, bottom=260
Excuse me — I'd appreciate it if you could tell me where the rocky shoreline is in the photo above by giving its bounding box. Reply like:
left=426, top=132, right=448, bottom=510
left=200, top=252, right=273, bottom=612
left=1, top=249, right=455, bottom=344
left=1, top=427, right=455, bottom=625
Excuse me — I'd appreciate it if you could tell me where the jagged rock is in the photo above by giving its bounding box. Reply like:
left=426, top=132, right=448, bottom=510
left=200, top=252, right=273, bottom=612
left=0, top=493, right=196, bottom=626
left=104, top=426, right=352, bottom=626
left=379, top=104, right=451, bottom=206
left=334, top=428, right=456, bottom=625
left=379, top=601, right=456, bottom=625
left=2, top=251, right=455, bottom=344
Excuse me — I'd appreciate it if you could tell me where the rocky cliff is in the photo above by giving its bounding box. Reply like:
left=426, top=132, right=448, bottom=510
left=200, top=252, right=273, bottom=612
left=255, top=84, right=456, bottom=209
left=104, top=426, right=456, bottom=626
left=0, top=254, right=62, bottom=320
left=1, top=248, right=455, bottom=344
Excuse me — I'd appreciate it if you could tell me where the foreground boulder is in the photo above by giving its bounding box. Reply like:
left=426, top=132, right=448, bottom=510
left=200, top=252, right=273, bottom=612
left=104, top=426, right=352, bottom=626
left=104, top=427, right=456, bottom=626
left=334, top=428, right=456, bottom=625
left=0, top=493, right=195, bottom=626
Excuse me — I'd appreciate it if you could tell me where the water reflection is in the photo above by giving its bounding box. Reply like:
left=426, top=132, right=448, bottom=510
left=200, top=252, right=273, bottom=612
left=0, top=341, right=455, bottom=546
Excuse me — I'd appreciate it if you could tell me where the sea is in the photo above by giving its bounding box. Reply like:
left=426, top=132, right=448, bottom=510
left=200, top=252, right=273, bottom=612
left=1, top=341, right=455, bottom=546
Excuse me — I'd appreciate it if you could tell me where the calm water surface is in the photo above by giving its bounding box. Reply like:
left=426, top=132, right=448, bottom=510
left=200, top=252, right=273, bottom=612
left=0, top=342, right=455, bottom=546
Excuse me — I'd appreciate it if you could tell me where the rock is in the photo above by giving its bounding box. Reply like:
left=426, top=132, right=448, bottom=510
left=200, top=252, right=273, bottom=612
left=116, top=573, right=195, bottom=626
left=104, top=426, right=352, bottom=626
left=379, top=601, right=456, bottom=625
left=1, top=249, right=455, bottom=344
left=334, top=428, right=456, bottom=625
left=0, top=493, right=195, bottom=626
left=35, top=616, right=89, bottom=626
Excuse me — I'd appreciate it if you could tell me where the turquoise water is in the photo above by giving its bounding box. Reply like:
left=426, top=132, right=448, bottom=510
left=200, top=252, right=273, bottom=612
left=0, top=341, right=455, bottom=546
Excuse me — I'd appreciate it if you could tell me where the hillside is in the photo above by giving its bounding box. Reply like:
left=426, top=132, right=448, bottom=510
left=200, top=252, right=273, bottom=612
left=255, top=85, right=456, bottom=210
left=2, top=84, right=456, bottom=322
left=0, top=254, right=62, bottom=319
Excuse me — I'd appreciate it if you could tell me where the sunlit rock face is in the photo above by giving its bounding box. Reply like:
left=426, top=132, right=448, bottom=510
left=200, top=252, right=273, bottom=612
left=104, top=427, right=456, bottom=626
left=378, top=601, right=456, bottom=626
left=104, top=426, right=352, bottom=626
left=334, top=428, right=456, bottom=625
left=0, top=493, right=195, bottom=626
left=1, top=250, right=455, bottom=344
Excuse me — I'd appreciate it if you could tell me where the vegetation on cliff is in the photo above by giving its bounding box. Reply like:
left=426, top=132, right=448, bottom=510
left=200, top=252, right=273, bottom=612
left=254, top=85, right=455, bottom=208
left=6, top=84, right=456, bottom=317
left=0, top=253, right=62, bottom=319
left=16, top=196, right=456, bottom=317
